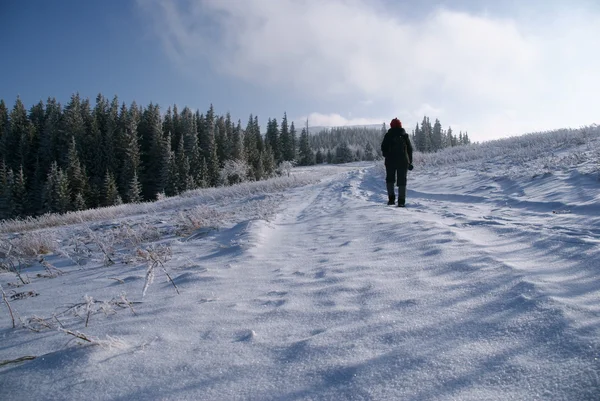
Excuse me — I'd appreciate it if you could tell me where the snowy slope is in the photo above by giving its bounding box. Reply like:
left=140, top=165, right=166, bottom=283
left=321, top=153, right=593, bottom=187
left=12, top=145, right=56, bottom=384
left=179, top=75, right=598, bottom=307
left=1, top=135, right=599, bottom=400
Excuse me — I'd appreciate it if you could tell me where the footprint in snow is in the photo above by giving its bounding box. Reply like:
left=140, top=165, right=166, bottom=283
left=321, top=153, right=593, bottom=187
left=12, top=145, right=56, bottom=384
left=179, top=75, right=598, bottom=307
left=235, top=329, right=256, bottom=342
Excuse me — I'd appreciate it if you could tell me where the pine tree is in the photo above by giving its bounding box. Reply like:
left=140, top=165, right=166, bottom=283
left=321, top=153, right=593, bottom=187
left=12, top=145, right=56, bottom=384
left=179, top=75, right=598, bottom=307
left=84, top=110, right=104, bottom=208
left=223, top=113, right=234, bottom=161
left=231, top=120, right=244, bottom=161
left=253, top=153, right=264, bottom=181
left=165, top=145, right=178, bottom=196
left=2, top=97, right=31, bottom=171
left=326, top=149, right=334, bottom=164
left=0, top=100, right=8, bottom=152
left=66, top=137, right=86, bottom=203
left=280, top=112, right=294, bottom=161
left=119, top=106, right=142, bottom=198
left=101, top=96, right=119, bottom=177
left=215, top=115, right=231, bottom=165
left=315, top=149, right=325, bottom=164
left=432, top=118, right=443, bottom=152
left=10, top=165, right=28, bottom=218
left=61, top=94, right=86, bottom=167
left=289, top=121, right=297, bottom=161
left=0, top=161, right=12, bottom=219
left=446, top=126, right=455, bottom=147
left=298, top=125, right=314, bottom=166
left=129, top=101, right=142, bottom=127
left=415, top=116, right=432, bottom=152
left=197, top=157, right=208, bottom=188
left=43, top=162, right=71, bottom=214
left=207, top=124, right=220, bottom=186
left=463, top=132, right=470, bottom=145
left=171, top=104, right=182, bottom=152
left=127, top=172, right=142, bottom=203
left=73, top=192, right=87, bottom=211
left=181, top=106, right=200, bottom=185
left=42, top=162, right=58, bottom=214
left=175, top=136, right=191, bottom=192
left=55, top=168, right=71, bottom=213
left=26, top=101, right=45, bottom=185
left=364, top=142, right=375, bottom=161
left=195, top=110, right=206, bottom=159
left=103, top=170, right=121, bottom=206
left=139, top=103, right=168, bottom=199
left=244, top=114, right=259, bottom=179
left=200, top=104, right=215, bottom=162
left=335, top=142, right=354, bottom=164
left=262, top=143, right=276, bottom=177
left=163, top=106, right=175, bottom=145
left=158, top=131, right=172, bottom=196
left=265, top=118, right=281, bottom=163
left=29, top=158, right=45, bottom=216
left=254, top=116, right=263, bottom=154
left=4, top=168, right=15, bottom=217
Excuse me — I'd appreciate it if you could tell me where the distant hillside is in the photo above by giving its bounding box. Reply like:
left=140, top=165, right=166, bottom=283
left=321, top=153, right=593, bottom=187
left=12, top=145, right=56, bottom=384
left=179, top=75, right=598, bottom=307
left=307, top=124, right=383, bottom=135
left=415, top=125, right=600, bottom=174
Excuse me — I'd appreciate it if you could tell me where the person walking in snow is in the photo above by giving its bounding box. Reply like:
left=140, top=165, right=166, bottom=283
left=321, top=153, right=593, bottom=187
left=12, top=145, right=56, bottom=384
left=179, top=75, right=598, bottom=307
left=381, top=118, right=413, bottom=207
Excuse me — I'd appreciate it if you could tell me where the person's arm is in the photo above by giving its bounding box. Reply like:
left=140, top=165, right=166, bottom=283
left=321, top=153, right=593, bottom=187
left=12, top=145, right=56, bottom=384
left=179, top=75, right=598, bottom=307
left=406, top=137, right=413, bottom=164
left=381, top=134, right=389, bottom=157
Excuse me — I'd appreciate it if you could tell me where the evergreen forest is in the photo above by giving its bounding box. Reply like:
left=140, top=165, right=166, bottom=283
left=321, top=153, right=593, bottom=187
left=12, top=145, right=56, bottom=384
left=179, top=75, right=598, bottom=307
left=0, top=94, right=471, bottom=220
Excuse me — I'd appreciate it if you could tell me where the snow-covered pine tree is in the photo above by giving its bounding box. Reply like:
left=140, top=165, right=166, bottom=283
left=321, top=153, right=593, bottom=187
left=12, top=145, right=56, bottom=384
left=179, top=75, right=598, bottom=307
left=181, top=106, right=200, bottom=187
left=103, top=170, right=121, bottom=207
left=127, top=172, right=142, bottom=203
left=289, top=121, right=297, bottom=162
left=280, top=112, right=293, bottom=162
left=265, top=118, right=281, bottom=164
left=298, top=124, right=314, bottom=166
left=175, top=136, right=191, bottom=193
left=262, top=142, right=276, bottom=177
left=231, top=120, right=244, bottom=161
left=432, top=118, right=443, bottom=152
left=66, top=137, right=86, bottom=205
left=11, top=165, right=27, bottom=217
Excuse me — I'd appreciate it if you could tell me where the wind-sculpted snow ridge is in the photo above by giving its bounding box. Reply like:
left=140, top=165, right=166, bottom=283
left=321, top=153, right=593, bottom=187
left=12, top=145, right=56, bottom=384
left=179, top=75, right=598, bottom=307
left=0, top=146, right=599, bottom=400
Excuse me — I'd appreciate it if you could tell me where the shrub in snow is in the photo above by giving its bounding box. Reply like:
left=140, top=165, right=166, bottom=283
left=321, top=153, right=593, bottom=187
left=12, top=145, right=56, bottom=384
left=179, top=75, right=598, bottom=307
left=276, top=160, right=295, bottom=177
left=7, top=231, right=57, bottom=258
left=220, top=159, right=249, bottom=186
left=176, top=205, right=231, bottom=235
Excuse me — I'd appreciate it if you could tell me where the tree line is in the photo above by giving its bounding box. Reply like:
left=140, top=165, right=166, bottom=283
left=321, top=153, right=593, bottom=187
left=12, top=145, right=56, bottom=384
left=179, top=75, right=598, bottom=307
left=0, top=94, right=307, bottom=220
left=0, top=93, right=472, bottom=220
left=305, top=118, right=472, bottom=165
left=411, top=116, right=471, bottom=153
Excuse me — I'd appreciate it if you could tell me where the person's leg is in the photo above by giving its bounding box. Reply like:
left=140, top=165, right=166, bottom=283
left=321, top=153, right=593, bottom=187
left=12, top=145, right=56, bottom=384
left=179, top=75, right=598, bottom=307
left=385, top=162, right=396, bottom=204
left=386, top=182, right=395, bottom=204
left=397, top=167, right=408, bottom=206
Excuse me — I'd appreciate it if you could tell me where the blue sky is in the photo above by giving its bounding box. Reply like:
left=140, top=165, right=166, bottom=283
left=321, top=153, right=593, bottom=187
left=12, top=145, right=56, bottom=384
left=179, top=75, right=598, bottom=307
left=1, top=0, right=599, bottom=141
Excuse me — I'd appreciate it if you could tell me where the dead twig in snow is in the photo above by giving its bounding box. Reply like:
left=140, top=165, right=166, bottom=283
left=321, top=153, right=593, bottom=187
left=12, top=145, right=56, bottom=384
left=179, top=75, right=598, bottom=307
left=148, top=252, right=179, bottom=295
left=1, top=284, right=16, bottom=328
left=0, top=355, right=37, bottom=367
left=39, top=256, right=64, bottom=277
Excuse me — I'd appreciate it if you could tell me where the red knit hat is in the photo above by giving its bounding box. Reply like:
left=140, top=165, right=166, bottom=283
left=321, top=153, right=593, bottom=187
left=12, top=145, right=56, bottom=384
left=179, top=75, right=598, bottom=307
left=390, top=118, right=402, bottom=128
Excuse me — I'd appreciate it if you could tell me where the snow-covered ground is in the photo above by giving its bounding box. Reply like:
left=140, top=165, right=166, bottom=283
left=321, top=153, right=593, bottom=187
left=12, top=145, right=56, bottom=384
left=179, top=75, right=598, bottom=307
left=1, top=130, right=599, bottom=400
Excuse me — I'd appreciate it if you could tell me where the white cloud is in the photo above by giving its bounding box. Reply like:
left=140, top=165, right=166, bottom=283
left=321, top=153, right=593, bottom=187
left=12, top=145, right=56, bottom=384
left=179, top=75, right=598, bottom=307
left=139, top=0, right=600, bottom=140
left=300, top=112, right=385, bottom=128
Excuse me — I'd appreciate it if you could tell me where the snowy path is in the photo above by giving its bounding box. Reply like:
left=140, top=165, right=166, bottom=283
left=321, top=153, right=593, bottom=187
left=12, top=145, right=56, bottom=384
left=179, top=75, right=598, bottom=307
left=1, top=164, right=599, bottom=400
left=171, top=166, right=598, bottom=400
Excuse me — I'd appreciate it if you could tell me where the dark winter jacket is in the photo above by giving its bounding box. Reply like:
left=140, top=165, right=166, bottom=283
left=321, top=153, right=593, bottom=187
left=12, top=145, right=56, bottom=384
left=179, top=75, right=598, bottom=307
left=381, top=127, right=413, bottom=166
